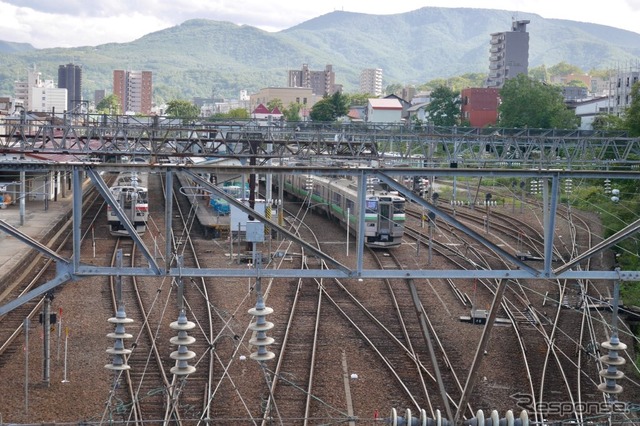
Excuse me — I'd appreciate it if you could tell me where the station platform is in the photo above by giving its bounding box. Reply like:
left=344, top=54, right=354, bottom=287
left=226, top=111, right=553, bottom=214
left=0, top=195, right=74, bottom=289
left=175, top=172, right=230, bottom=238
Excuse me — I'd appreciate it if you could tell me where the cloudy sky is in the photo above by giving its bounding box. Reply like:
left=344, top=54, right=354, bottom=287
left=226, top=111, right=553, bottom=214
left=2, top=0, right=640, bottom=49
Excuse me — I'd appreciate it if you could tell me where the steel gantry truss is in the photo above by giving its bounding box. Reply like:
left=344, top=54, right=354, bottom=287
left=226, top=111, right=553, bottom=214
left=2, top=118, right=638, bottom=422
left=2, top=116, right=640, bottom=167
left=0, top=161, right=639, bottom=317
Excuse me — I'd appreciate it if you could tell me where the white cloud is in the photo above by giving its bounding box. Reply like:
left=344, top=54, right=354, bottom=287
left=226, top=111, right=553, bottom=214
left=1, top=0, right=639, bottom=48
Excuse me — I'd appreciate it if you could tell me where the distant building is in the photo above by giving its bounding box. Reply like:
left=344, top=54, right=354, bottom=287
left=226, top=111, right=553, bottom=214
left=610, top=68, right=639, bottom=116
left=411, top=91, right=432, bottom=105
left=384, top=94, right=411, bottom=121
left=486, top=20, right=530, bottom=88
left=0, top=97, right=11, bottom=115
left=365, top=98, right=403, bottom=123
left=94, top=89, right=106, bottom=107
left=249, top=87, right=321, bottom=119
left=561, top=86, right=589, bottom=102
left=570, top=96, right=612, bottom=130
left=251, top=104, right=284, bottom=122
left=13, top=66, right=67, bottom=114
left=460, top=88, right=500, bottom=127
left=58, top=63, right=82, bottom=112
left=400, top=86, right=417, bottom=103
left=29, top=80, right=67, bottom=113
left=360, top=68, right=383, bottom=96
left=14, top=66, right=43, bottom=111
left=287, top=64, right=341, bottom=96
left=406, top=103, right=430, bottom=124
left=113, top=70, right=153, bottom=114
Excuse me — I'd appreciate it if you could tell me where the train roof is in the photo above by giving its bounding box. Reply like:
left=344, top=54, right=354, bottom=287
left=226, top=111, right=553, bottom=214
left=112, top=170, right=148, bottom=189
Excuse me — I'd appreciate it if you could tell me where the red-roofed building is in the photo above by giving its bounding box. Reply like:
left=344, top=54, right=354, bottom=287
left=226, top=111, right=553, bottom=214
left=252, top=103, right=284, bottom=122
left=365, top=98, right=403, bottom=123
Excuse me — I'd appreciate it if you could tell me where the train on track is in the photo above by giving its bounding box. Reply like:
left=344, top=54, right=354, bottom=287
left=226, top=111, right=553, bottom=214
left=107, top=170, right=149, bottom=236
left=283, top=173, right=406, bottom=248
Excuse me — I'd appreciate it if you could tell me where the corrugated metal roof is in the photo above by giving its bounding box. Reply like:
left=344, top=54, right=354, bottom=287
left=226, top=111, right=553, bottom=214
left=368, top=98, right=403, bottom=110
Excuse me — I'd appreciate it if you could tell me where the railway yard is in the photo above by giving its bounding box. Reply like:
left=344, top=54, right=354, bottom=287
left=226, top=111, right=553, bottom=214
left=0, top=166, right=638, bottom=425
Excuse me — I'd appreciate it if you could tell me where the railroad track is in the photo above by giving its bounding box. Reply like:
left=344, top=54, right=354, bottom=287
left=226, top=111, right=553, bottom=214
left=0, top=183, right=104, bottom=367
left=404, top=191, right=635, bottom=424
left=102, top=237, right=175, bottom=425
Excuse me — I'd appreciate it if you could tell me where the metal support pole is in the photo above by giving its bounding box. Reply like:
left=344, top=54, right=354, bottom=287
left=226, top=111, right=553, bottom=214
left=356, top=173, right=366, bottom=274
left=42, top=293, right=51, bottom=386
left=454, top=278, right=509, bottom=425
left=165, top=169, right=173, bottom=272
left=410, top=280, right=453, bottom=422
left=20, top=169, right=25, bottom=226
left=543, top=176, right=559, bottom=275
left=429, top=212, right=436, bottom=266
left=278, top=173, right=284, bottom=227
left=346, top=207, right=350, bottom=257
left=44, top=172, right=49, bottom=211
left=24, top=318, right=29, bottom=414
left=177, top=255, right=184, bottom=310
left=72, top=168, right=82, bottom=271
left=62, top=326, right=69, bottom=383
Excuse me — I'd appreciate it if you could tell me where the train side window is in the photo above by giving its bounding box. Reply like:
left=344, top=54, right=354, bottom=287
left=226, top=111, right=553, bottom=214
left=333, top=193, right=341, bottom=204
left=346, top=199, right=354, bottom=212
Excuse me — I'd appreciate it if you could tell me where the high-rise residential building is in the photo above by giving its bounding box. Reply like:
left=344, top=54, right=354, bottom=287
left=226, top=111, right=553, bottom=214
left=360, top=68, right=383, bottom=96
left=287, top=64, right=340, bottom=96
left=113, top=70, right=153, bottom=114
left=58, top=63, right=82, bottom=112
left=486, top=20, right=530, bottom=88
left=14, top=66, right=43, bottom=111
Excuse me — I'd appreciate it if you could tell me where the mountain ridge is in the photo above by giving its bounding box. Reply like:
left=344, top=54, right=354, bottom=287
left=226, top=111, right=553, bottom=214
left=1, top=7, right=639, bottom=103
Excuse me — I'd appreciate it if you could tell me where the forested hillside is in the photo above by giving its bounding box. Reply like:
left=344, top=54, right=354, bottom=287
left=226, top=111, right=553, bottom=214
left=1, top=7, right=639, bottom=103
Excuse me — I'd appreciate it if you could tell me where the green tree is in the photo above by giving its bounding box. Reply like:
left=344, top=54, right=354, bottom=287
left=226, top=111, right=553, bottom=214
left=529, top=64, right=550, bottom=82
left=282, top=102, right=302, bottom=122
left=348, top=93, right=373, bottom=106
left=309, top=92, right=350, bottom=122
left=566, top=79, right=587, bottom=88
left=309, top=98, right=335, bottom=122
left=592, top=114, right=625, bottom=131
left=548, top=62, right=583, bottom=77
left=425, top=85, right=460, bottom=126
left=417, top=79, right=447, bottom=92
left=589, top=68, right=613, bottom=80
left=165, top=99, right=200, bottom=120
left=385, top=83, right=403, bottom=97
left=95, top=94, right=121, bottom=114
left=624, top=82, right=640, bottom=136
left=267, top=98, right=283, bottom=112
left=498, top=74, right=579, bottom=129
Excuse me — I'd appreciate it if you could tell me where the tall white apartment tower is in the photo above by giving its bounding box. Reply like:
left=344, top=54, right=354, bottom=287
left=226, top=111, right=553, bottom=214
left=13, top=66, right=43, bottom=111
left=360, top=68, right=383, bottom=96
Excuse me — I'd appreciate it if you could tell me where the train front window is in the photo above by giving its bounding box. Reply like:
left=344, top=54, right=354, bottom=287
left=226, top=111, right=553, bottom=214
left=366, top=200, right=378, bottom=213
left=393, top=201, right=405, bottom=213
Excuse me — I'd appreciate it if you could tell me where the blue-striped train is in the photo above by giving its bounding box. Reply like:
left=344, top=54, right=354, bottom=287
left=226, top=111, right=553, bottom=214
left=107, top=170, right=149, bottom=236
left=283, top=173, right=405, bottom=248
